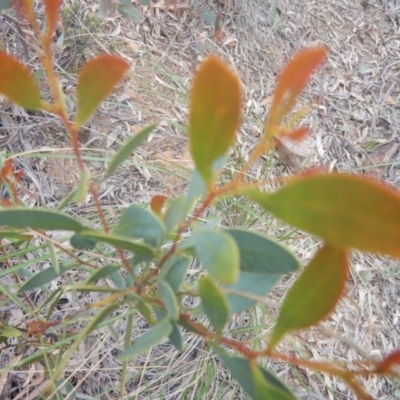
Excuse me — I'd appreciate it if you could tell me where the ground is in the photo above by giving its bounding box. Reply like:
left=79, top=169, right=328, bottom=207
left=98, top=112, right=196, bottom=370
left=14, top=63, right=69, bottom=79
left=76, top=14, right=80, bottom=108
left=0, top=0, right=399, bottom=399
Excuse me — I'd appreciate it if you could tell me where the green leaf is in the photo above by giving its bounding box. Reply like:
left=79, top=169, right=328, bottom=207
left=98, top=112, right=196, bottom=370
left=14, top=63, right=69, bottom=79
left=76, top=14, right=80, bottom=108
left=224, top=272, right=281, bottom=313
left=75, top=55, right=129, bottom=127
left=0, top=209, right=85, bottom=231
left=214, top=345, right=296, bottom=400
left=70, top=233, right=97, bottom=250
left=113, top=205, right=166, bottom=247
left=270, top=243, right=348, bottom=349
left=117, top=0, right=141, bottom=23
left=0, top=0, right=14, bottom=12
left=0, top=231, right=32, bottom=241
left=245, top=173, right=400, bottom=258
left=118, top=316, right=173, bottom=360
left=0, top=52, right=42, bottom=109
left=0, top=325, right=22, bottom=338
left=225, top=229, right=299, bottom=274
left=85, top=265, right=119, bottom=284
left=164, top=195, right=191, bottom=234
left=159, top=255, right=191, bottom=292
left=18, top=265, right=70, bottom=293
left=189, top=56, right=241, bottom=185
left=194, top=230, right=239, bottom=284
left=155, top=310, right=183, bottom=352
left=74, top=166, right=91, bottom=203
left=252, top=363, right=298, bottom=400
left=199, top=275, right=230, bottom=335
left=78, top=229, right=155, bottom=258
left=105, top=124, right=157, bottom=178
left=158, top=280, right=179, bottom=321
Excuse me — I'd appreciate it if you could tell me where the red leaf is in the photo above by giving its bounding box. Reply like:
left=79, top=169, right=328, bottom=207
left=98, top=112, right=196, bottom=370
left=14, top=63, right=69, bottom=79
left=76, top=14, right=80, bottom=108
left=377, top=350, right=400, bottom=373
left=0, top=52, right=42, bottom=109
left=150, top=195, right=166, bottom=215
left=75, top=55, right=129, bottom=127
left=266, top=47, right=327, bottom=136
left=43, top=0, right=62, bottom=41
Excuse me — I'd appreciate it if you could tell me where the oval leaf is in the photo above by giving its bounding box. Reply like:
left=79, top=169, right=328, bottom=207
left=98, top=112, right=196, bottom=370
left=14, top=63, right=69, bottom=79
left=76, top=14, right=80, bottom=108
left=269, top=243, right=348, bottom=349
left=0, top=52, right=42, bottom=109
left=113, top=205, right=166, bottom=247
left=75, top=55, right=129, bottom=127
left=224, top=272, right=281, bottom=314
left=199, top=275, right=230, bottom=335
left=158, top=280, right=179, bottom=321
left=189, top=56, right=241, bottom=185
left=225, top=229, right=299, bottom=274
left=0, top=209, right=85, bottom=231
left=159, top=255, right=191, bottom=292
left=245, top=173, right=400, bottom=258
left=105, top=123, right=157, bottom=178
left=194, top=230, right=239, bottom=284
left=118, top=317, right=173, bottom=360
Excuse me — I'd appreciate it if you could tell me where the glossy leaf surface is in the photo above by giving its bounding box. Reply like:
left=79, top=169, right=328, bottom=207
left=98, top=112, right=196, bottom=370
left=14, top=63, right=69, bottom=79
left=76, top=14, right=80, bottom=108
left=199, top=275, right=230, bottom=335
left=245, top=173, right=400, bottom=258
left=189, top=56, right=241, bottom=185
left=194, top=230, right=239, bottom=284
left=75, top=55, right=129, bottom=127
left=270, top=243, right=348, bottom=349
left=0, top=52, right=42, bottom=109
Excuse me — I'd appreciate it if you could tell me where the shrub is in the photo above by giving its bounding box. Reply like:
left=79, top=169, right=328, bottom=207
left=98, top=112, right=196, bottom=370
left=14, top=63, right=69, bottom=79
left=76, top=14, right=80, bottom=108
left=0, top=1, right=399, bottom=399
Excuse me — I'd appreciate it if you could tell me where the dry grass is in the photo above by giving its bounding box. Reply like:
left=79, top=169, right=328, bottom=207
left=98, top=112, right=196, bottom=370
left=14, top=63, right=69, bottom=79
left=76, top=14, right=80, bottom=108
left=1, top=0, right=400, bottom=399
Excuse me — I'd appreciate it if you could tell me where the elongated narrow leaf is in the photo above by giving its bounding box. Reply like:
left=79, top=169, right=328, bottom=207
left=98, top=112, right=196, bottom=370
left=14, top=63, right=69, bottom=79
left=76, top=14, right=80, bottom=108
left=43, top=0, right=62, bottom=40
left=199, top=276, right=230, bottom=335
left=189, top=56, right=241, bottom=185
left=0, top=209, right=85, bottom=231
left=194, top=230, right=239, bottom=284
left=158, top=280, right=179, bottom=320
left=245, top=173, right=400, bottom=258
left=225, top=229, right=299, bottom=274
left=75, top=55, right=129, bottom=127
left=266, top=47, right=326, bottom=136
left=118, top=317, right=173, bottom=360
left=78, top=229, right=155, bottom=258
left=105, top=124, right=157, bottom=178
left=18, top=265, right=70, bottom=293
left=113, top=205, right=166, bottom=247
left=0, top=52, right=42, bottom=109
left=270, top=243, right=348, bottom=349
